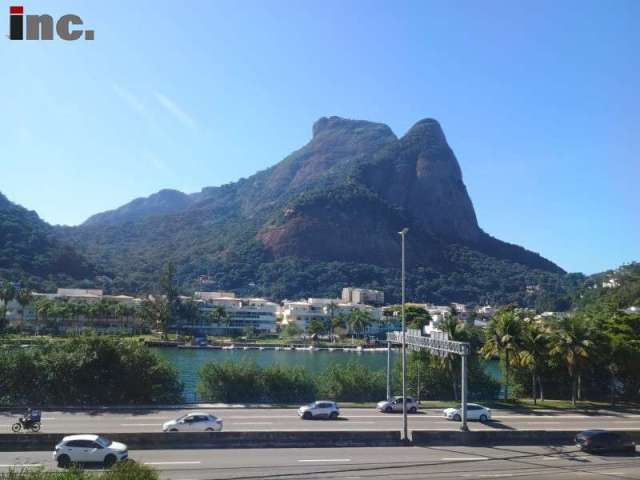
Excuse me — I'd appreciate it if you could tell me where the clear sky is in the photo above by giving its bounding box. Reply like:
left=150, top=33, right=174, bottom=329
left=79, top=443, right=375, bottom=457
left=1, top=0, right=638, bottom=274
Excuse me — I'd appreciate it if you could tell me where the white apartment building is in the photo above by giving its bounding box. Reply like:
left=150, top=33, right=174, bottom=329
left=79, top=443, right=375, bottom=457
left=3, top=289, right=139, bottom=333
left=194, top=292, right=278, bottom=334
left=341, top=287, right=384, bottom=306
left=281, top=298, right=386, bottom=334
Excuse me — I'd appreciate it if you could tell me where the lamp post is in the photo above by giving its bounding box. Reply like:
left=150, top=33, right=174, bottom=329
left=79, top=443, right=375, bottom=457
left=399, top=227, right=409, bottom=442
left=387, top=310, right=399, bottom=400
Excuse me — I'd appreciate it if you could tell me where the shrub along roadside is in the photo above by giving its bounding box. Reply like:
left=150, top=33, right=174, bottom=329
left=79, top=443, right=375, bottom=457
left=197, top=361, right=316, bottom=403
left=197, top=358, right=497, bottom=403
left=0, top=460, right=158, bottom=480
left=0, top=335, right=183, bottom=406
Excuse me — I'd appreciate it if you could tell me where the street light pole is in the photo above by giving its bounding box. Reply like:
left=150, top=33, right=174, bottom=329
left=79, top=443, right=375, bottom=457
left=386, top=339, right=391, bottom=400
left=399, top=227, right=409, bottom=442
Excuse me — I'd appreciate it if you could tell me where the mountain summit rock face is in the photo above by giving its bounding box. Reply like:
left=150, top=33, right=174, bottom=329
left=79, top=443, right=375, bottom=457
left=12, top=116, right=566, bottom=303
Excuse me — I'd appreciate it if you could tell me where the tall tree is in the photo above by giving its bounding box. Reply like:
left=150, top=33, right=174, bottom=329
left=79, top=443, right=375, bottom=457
left=0, top=280, right=16, bottom=332
left=517, top=321, right=550, bottom=404
left=348, top=309, right=371, bottom=338
left=550, top=314, right=593, bottom=406
left=15, top=287, right=33, bottom=331
left=141, top=295, right=170, bottom=340
left=209, top=305, right=229, bottom=336
left=439, top=316, right=465, bottom=400
left=482, top=308, right=523, bottom=401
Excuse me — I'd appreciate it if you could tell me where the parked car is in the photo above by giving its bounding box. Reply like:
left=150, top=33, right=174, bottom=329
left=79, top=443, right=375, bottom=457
left=53, top=434, right=127, bottom=468
left=377, top=396, right=419, bottom=414
left=575, top=430, right=636, bottom=454
left=443, top=403, right=491, bottom=422
left=162, top=412, right=223, bottom=432
left=298, top=401, right=340, bottom=420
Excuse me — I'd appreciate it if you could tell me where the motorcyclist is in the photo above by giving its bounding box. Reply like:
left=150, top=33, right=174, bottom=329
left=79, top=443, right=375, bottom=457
left=21, top=408, right=40, bottom=426
left=11, top=407, right=41, bottom=432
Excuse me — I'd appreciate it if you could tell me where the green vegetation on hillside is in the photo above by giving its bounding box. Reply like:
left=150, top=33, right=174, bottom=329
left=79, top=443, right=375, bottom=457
left=0, top=193, right=97, bottom=290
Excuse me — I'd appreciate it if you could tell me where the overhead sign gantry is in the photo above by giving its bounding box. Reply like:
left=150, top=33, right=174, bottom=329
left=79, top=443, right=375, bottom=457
left=387, top=329, right=472, bottom=433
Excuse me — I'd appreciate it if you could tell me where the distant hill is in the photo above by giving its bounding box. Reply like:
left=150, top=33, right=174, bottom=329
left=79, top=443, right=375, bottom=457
left=0, top=192, right=97, bottom=288
left=48, top=116, right=578, bottom=306
left=83, top=189, right=193, bottom=227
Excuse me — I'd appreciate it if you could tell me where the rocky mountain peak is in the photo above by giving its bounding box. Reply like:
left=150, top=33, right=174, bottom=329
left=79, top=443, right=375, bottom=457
left=311, top=116, right=396, bottom=143
left=402, top=118, right=448, bottom=148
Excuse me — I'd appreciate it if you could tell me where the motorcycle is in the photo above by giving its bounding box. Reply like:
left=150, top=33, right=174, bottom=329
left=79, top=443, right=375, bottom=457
left=12, top=417, right=41, bottom=432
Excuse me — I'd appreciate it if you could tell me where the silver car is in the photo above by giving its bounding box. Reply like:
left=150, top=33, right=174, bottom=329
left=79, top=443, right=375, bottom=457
left=162, top=412, right=223, bottom=432
left=377, top=396, right=419, bottom=413
left=298, top=401, right=340, bottom=420
left=443, top=403, right=491, bottom=422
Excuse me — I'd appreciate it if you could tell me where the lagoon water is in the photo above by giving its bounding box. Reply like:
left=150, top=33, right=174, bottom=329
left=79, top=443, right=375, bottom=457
left=152, top=347, right=501, bottom=402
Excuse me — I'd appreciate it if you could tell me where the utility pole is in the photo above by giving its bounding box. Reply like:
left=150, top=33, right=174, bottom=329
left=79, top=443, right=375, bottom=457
left=386, top=339, right=391, bottom=400
left=399, top=227, right=409, bottom=442
left=460, top=353, right=469, bottom=431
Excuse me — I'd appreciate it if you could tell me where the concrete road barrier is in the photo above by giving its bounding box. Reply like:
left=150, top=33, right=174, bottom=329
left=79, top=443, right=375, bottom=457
left=2, top=430, right=639, bottom=452
left=0, top=430, right=403, bottom=452
left=411, top=429, right=640, bottom=446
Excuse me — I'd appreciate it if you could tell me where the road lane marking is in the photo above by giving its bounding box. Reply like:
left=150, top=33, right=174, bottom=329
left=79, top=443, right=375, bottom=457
left=441, top=457, right=488, bottom=461
left=120, top=423, right=162, bottom=426
left=144, top=461, right=201, bottom=465
left=124, top=417, right=171, bottom=420
left=298, top=459, right=351, bottom=463
left=0, top=464, right=42, bottom=468
left=234, top=422, right=273, bottom=425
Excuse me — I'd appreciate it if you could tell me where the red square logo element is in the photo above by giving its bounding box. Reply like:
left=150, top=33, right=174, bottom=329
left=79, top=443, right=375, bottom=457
left=10, top=6, right=24, bottom=14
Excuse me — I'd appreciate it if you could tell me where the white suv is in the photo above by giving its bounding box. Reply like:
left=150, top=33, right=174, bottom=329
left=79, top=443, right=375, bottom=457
left=53, top=434, right=128, bottom=468
left=298, top=401, right=340, bottom=420
left=162, top=412, right=223, bottom=432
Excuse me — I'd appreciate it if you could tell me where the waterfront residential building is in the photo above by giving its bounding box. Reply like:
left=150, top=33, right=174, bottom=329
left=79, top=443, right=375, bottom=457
left=194, top=291, right=236, bottom=301
left=3, top=289, right=140, bottom=333
left=341, top=287, right=384, bottom=306
left=194, top=293, right=278, bottom=334
left=281, top=298, right=388, bottom=335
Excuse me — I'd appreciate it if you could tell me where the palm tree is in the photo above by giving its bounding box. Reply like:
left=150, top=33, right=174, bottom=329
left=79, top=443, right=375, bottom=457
left=141, top=295, right=171, bottom=340
left=331, top=314, right=347, bottom=341
left=0, top=280, right=16, bottom=332
left=439, top=316, right=467, bottom=400
left=15, top=288, right=32, bottom=331
left=348, top=309, right=372, bottom=338
left=114, top=303, right=130, bottom=333
left=481, top=309, right=523, bottom=401
left=517, top=321, right=550, bottom=404
left=550, top=315, right=593, bottom=406
left=325, top=301, right=339, bottom=333
left=209, top=305, right=229, bottom=336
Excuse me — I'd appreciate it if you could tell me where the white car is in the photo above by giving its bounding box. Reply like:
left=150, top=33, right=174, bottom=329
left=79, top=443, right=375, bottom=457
left=298, top=401, right=340, bottom=420
left=377, top=396, right=419, bottom=414
left=162, top=412, right=223, bottom=432
left=53, top=434, right=127, bottom=468
left=443, top=403, right=492, bottom=422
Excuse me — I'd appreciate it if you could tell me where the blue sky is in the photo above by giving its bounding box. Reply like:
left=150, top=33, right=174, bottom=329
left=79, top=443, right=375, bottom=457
left=1, top=0, right=638, bottom=274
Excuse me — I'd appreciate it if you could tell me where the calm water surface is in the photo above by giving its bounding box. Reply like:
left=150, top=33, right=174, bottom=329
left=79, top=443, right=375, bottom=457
left=152, top=347, right=501, bottom=401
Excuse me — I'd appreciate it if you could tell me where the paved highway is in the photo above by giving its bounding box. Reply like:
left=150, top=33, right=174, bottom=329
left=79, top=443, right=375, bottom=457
left=1, top=445, right=638, bottom=479
left=2, top=408, right=640, bottom=433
